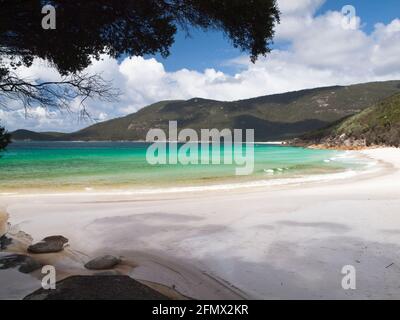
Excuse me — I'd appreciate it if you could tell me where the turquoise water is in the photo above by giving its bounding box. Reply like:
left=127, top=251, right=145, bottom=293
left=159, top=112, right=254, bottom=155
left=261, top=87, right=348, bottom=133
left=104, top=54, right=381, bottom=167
left=0, top=142, right=359, bottom=192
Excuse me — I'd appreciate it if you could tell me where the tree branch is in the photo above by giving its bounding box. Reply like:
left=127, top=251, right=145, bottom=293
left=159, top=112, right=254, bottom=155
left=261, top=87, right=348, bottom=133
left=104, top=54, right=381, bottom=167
left=0, top=71, right=120, bottom=117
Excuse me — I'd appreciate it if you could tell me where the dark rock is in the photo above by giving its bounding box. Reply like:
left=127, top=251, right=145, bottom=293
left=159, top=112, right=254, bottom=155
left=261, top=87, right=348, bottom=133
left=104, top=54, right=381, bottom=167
left=43, top=235, right=69, bottom=244
left=95, top=270, right=122, bottom=276
left=28, top=235, right=69, bottom=254
left=0, top=254, right=43, bottom=274
left=0, top=235, right=12, bottom=250
left=23, top=275, right=170, bottom=300
left=28, top=241, right=64, bottom=254
left=84, top=255, right=121, bottom=270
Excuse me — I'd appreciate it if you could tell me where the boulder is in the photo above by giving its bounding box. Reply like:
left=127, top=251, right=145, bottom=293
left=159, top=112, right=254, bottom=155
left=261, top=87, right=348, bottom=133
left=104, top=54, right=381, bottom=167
left=84, top=255, right=121, bottom=270
left=23, top=275, right=170, bottom=300
left=42, top=235, right=69, bottom=244
left=96, top=270, right=122, bottom=276
left=0, top=254, right=43, bottom=274
left=28, top=235, right=69, bottom=254
left=28, top=241, right=64, bottom=253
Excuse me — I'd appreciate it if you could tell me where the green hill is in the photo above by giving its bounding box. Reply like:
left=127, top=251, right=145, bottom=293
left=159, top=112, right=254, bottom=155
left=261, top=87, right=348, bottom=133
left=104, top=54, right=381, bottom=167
left=10, top=130, right=66, bottom=141
left=11, top=80, right=400, bottom=142
left=298, top=93, right=400, bottom=147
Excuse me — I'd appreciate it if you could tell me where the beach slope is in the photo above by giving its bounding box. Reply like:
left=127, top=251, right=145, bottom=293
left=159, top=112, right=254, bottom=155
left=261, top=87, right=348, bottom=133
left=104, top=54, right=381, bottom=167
left=1, top=148, right=400, bottom=299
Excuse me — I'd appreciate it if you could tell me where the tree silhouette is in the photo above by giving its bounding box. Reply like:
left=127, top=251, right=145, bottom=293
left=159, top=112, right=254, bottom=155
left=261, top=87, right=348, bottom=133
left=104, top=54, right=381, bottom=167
left=0, top=126, right=11, bottom=152
left=0, top=0, right=280, bottom=112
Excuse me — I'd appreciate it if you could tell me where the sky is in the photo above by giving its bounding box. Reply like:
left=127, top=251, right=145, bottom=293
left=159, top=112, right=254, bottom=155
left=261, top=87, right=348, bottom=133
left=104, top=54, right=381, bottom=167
left=151, top=0, right=400, bottom=73
left=1, top=0, right=400, bottom=132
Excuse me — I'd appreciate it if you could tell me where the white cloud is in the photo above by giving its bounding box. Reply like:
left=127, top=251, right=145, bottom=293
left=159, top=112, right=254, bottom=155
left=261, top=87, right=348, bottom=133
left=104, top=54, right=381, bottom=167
left=1, top=0, right=400, bottom=132
left=371, top=19, right=400, bottom=75
left=277, top=0, right=325, bottom=15
left=275, top=0, right=325, bottom=40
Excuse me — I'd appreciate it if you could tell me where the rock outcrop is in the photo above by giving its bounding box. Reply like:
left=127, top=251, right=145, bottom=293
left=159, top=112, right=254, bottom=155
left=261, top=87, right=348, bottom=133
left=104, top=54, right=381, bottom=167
left=288, top=134, right=368, bottom=150
left=28, top=235, right=69, bottom=254
left=23, top=275, right=170, bottom=300
left=84, top=255, right=121, bottom=270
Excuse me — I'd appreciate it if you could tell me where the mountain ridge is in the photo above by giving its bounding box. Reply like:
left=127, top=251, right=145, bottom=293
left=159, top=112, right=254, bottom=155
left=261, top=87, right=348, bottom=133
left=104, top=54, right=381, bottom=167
left=10, top=129, right=67, bottom=141
left=11, top=80, right=400, bottom=142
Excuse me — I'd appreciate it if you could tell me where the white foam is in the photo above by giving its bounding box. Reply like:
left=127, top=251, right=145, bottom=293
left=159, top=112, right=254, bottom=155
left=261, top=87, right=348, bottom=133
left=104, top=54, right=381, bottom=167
left=264, top=169, right=274, bottom=174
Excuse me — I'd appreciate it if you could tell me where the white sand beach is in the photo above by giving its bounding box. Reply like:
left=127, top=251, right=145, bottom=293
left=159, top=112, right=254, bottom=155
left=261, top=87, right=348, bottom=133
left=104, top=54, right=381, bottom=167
left=1, top=148, right=400, bottom=300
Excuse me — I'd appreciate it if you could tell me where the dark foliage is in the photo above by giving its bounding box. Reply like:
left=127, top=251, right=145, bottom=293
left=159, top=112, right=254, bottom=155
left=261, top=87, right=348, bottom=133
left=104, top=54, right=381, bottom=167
left=0, top=0, right=279, bottom=75
left=0, top=0, right=279, bottom=113
left=0, top=125, right=11, bottom=152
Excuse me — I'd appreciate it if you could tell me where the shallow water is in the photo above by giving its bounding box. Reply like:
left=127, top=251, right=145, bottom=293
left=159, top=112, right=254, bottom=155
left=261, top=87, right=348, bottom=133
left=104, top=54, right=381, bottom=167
left=0, top=141, right=367, bottom=192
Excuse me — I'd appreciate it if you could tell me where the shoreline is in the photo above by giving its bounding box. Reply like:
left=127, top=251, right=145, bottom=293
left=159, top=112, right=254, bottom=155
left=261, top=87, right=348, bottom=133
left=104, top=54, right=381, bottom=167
left=0, top=149, right=381, bottom=197
left=0, top=142, right=351, bottom=197
left=1, top=147, right=400, bottom=299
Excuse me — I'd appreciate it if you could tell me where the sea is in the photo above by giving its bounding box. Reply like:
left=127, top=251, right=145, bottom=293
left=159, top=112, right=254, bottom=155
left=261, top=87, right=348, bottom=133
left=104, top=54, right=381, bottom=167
left=0, top=141, right=374, bottom=194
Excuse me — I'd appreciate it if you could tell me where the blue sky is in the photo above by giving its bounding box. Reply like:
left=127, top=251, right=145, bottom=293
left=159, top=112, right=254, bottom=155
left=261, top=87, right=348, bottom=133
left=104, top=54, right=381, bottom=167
left=319, top=0, right=400, bottom=32
left=149, top=0, right=400, bottom=74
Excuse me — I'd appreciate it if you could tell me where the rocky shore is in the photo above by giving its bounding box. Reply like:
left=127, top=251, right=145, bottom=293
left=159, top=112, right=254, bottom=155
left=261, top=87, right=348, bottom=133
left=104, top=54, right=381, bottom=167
left=0, top=211, right=172, bottom=300
left=286, top=134, right=380, bottom=150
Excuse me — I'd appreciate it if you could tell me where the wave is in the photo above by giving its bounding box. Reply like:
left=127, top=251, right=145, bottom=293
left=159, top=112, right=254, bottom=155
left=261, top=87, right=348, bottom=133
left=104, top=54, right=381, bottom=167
left=263, top=167, right=287, bottom=175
